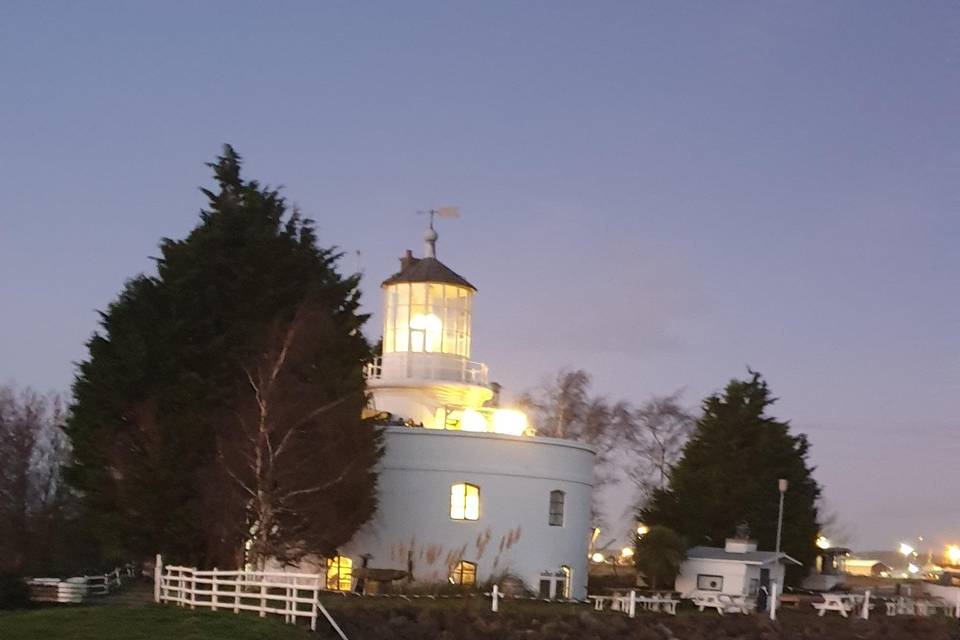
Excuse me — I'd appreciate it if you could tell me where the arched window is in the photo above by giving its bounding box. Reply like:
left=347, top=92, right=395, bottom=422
left=449, top=560, right=477, bottom=586
left=450, top=482, right=480, bottom=520
left=326, top=555, right=352, bottom=591
left=549, top=490, right=565, bottom=526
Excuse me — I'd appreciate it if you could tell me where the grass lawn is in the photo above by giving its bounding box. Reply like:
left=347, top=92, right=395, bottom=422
left=0, top=605, right=318, bottom=640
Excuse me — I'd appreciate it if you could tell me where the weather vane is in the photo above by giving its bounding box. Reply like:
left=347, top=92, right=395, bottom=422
left=415, top=207, right=459, bottom=258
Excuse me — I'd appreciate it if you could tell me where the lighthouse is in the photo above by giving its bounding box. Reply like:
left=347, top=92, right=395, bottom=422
left=335, top=221, right=595, bottom=600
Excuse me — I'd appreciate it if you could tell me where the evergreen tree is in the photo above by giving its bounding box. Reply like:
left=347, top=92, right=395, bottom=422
left=66, top=146, right=381, bottom=566
left=639, top=371, right=820, bottom=584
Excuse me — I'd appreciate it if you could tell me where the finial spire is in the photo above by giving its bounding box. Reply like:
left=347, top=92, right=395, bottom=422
left=424, top=211, right=438, bottom=258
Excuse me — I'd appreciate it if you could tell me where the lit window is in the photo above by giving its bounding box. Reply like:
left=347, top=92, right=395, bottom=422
left=697, top=574, right=723, bottom=591
left=450, top=482, right=480, bottom=520
left=326, top=556, right=352, bottom=591
left=549, top=490, right=565, bottom=526
left=449, top=560, right=477, bottom=585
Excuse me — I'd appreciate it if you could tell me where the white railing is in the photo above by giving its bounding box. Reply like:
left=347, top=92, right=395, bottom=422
left=154, top=556, right=347, bottom=639
left=364, top=355, right=488, bottom=386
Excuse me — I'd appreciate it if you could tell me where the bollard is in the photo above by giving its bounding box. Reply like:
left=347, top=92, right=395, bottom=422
left=491, top=584, right=499, bottom=612
left=629, top=590, right=636, bottom=618
left=861, top=590, right=870, bottom=620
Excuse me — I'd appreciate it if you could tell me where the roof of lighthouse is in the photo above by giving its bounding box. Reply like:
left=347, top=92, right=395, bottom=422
left=381, top=251, right=477, bottom=291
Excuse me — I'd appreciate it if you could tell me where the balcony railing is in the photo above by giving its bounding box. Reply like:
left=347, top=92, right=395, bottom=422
left=364, top=355, right=488, bottom=386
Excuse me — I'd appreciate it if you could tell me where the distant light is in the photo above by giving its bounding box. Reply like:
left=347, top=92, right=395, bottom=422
left=899, top=543, right=915, bottom=557
left=816, top=535, right=831, bottom=550
left=492, top=409, right=527, bottom=436
left=461, top=408, right=487, bottom=432
left=621, top=547, right=634, bottom=558
left=947, top=545, right=960, bottom=565
left=908, top=563, right=920, bottom=575
left=591, top=553, right=605, bottom=563
left=637, top=524, right=649, bottom=537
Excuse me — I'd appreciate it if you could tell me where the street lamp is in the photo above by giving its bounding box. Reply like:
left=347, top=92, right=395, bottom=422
left=775, top=479, right=788, bottom=554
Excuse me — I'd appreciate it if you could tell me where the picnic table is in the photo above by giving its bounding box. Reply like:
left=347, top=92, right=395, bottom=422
left=588, top=591, right=679, bottom=616
left=690, top=593, right=754, bottom=615
left=811, top=593, right=857, bottom=617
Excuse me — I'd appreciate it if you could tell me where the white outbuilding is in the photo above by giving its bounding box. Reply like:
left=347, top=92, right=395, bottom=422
left=675, top=536, right=801, bottom=599
left=327, top=220, right=595, bottom=599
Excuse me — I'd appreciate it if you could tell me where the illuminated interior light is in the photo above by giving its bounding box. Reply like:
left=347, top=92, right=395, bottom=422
left=409, top=313, right=442, bottom=352
left=492, top=409, right=527, bottom=436
left=461, top=408, right=488, bottom=432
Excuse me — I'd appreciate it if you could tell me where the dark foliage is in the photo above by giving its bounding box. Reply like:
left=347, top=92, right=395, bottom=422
left=0, top=572, right=29, bottom=610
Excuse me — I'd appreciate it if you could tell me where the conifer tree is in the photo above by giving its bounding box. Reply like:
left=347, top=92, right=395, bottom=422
left=66, top=146, right=381, bottom=566
left=640, top=371, right=820, bottom=584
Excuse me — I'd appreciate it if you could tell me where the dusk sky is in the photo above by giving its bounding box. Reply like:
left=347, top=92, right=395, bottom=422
left=1, top=2, right=956, bottom=552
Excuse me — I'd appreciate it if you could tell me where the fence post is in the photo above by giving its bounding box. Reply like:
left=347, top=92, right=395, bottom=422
left=629, top=590, right=636, bottom=618
left=769, top=582, right=778, bottom=621
left=861, top=589, right=870, bottom=620
left=234, top=571, right=240, bottom=614
left=154, top=554, right=162, bottom=603
left=211, top=569, right=219, bottom=611
left=260, top=577, right=267, bottom=617
left=491, top=584, right=499, bottom=612
left=190, top=569, right=196, bottom=610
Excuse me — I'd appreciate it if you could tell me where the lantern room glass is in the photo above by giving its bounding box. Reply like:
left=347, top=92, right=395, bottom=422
left=383, top=282, right=472, bottom=358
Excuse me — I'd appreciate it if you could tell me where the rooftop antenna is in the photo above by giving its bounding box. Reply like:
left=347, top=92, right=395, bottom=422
left=417, top=206, right=459, bottom=258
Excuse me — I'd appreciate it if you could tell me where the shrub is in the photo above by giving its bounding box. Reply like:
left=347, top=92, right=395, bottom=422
left=0, top=573, right=29, bottom=609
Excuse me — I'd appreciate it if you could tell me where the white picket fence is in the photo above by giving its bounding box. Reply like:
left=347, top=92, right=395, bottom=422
left=153, top=555, right=348, bottom=639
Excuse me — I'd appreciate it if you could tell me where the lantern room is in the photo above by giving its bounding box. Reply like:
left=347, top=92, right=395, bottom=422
left=382, top=277, right=473, bottom=358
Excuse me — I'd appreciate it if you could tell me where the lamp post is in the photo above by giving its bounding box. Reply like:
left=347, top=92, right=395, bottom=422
left=771, top=479, right=788, bottom=621
left=775, top=479, right=788, bottom=554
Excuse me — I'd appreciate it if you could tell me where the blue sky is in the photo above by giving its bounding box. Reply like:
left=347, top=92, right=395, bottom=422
left=1, top=1, right=956, bottom=550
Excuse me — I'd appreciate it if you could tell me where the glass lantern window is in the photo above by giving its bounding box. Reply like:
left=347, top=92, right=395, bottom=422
left=383, top=282, right=472, bottom=357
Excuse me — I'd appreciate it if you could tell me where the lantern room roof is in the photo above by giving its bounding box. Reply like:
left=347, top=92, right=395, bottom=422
left=381, top=251, right=476, bottom=291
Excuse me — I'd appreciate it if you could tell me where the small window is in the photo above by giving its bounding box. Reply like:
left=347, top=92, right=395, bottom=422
left=326, top=556, right=352, bottom=591
left=548, top=490, right=565, bottom=526
left=449, top=560, right=477, bottom=586
left=451, top=483, right=480, bottom=520
left=748, top=578, right=759, bottom=596
left=560, top=565, right=572, bottom=599
left=697, top=574, right=723, bottom=591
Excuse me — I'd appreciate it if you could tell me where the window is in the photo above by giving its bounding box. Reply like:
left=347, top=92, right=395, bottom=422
left=748, top=578, right=759, bottom=596
left=560, top=565, right=572, bottom=599
left=548, top=490, right=565, bottom=526
left=449, top=560, right=477, bottom=586
left=450, top=483, right=480, bottom=520
left=382, top=282, right=473, bottom=357
left=326, top=556, right=352, bottom=591
left=697, top=574, right=723, bottom=591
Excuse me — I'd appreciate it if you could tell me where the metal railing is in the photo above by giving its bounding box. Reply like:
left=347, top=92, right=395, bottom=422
left=364, top=356, right=488, bottom=386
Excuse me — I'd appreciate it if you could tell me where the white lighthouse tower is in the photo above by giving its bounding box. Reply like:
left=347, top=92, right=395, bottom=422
left=335, top=221, right=595, bottom=600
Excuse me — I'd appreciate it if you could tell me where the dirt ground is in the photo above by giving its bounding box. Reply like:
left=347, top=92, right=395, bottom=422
left=321, top=598, right=958, bottom=639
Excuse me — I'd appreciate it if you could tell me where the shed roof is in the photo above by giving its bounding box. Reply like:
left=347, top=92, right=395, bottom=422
left=687, top=546, right=803, bottom=566
left=381, top=254, right=476, bottom=291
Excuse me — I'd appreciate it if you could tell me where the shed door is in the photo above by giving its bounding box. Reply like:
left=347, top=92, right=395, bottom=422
left=760, top=568, right=770, bottom=589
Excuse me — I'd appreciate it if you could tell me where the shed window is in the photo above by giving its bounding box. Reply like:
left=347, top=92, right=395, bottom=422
left=449, top=560, right=477, bottom=585
left=450, top=482, right=480, bottom=520
left=326, top=556, right=352, bottom=591
left=697, top=574, right=723, bottom=591
left=548, top=490, right=565, bottom=526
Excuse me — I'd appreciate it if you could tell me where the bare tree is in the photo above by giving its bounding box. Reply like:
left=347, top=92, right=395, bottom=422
left=624, top=392, right=695, bottom=505
left=0, top=387, right=69, bottom=573
left=214, top=297, right=382, bottom=569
